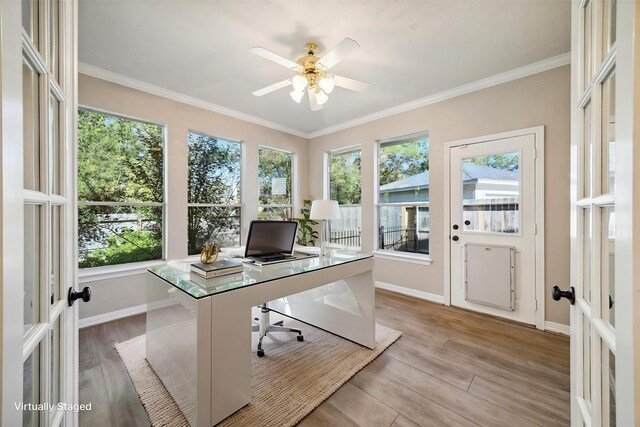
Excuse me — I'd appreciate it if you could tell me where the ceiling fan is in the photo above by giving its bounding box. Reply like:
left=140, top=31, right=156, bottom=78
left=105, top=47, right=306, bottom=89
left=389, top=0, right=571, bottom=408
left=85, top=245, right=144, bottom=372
left=250, top=38, right=370, bottom=111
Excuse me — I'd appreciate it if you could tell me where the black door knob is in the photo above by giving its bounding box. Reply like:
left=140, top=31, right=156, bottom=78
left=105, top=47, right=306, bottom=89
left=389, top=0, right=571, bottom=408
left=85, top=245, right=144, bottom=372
left=464, top=220, right=471, bottom=226
left=551, top=285, right=575, bottom=305
left=68, top=286, right=91, bottom=307
left=453, top=224, right=459, bottom=230
left=452, top=235, right=459, bottom=242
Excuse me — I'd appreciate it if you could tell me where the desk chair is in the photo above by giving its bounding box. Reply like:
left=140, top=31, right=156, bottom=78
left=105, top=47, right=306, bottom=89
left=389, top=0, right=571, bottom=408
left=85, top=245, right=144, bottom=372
left=252, top=303, right=304, bottom=357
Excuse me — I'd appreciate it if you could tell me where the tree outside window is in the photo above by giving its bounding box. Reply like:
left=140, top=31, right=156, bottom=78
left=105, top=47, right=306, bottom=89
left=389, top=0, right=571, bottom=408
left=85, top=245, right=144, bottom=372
left=329, top=148, right=362, bottom=247
left=188, top=132, right=241, bottom=254
left=378, top=135, right=430, bottom=254
left=77, top=109, right=164, bottom=268
left=258, top=147, right=292, bottom=221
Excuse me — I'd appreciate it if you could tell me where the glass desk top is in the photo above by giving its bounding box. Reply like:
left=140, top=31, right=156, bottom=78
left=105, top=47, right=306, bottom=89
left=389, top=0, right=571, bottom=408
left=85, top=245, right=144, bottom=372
left=148, top=252, right=372, bottom=299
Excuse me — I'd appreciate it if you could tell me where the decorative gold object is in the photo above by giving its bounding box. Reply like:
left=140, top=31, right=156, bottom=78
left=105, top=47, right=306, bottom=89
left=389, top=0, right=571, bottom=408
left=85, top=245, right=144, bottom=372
left=200, top=243, right=220, bottom=264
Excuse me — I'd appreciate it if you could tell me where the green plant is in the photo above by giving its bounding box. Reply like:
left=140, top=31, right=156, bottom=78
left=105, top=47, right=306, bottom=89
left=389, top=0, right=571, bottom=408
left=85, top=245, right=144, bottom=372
left=294, top=199, right=319, bottom=246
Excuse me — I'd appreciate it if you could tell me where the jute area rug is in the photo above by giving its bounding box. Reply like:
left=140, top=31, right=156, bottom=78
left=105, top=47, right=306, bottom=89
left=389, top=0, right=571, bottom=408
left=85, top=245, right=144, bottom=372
left=115, top=321, right=401, bottom=427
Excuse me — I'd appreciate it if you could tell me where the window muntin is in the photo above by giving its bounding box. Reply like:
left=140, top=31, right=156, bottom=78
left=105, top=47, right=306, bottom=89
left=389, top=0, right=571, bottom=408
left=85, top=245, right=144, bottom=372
left=188, top=132, right=241, bottom=254
left=77, top=108, right=165, bottom=268
left=329, top=149, right=362, bottom=247
left=258, top=147, right=292, bottom=221
left=377, top=135, right=429, bottom=254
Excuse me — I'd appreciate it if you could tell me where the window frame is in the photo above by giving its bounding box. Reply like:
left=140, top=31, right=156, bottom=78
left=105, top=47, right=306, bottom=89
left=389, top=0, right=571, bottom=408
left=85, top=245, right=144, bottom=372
left=77, top=106, right=167, bottom=271
left=187, top=130, right=243, bottom=253
left=257, top=145, right=293, bottom=221
left=375, top=131, right=430, bottom=257
left=326, top=146, right=362, bottom=249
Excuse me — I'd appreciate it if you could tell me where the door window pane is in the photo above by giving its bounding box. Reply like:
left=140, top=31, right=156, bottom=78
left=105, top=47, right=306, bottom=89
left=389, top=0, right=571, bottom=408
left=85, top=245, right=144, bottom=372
left=23, top=59, right=41, bottom=192
left=461, top=152, right=520, bottom=233
left=583, top=0, right=593, bottom=90
left=582, top=208, right=592, bottom=304
left=49, top=0, right=59, bottom=80
left=50, top=319, right=61, bottom=407
left=50, top=95, right=61, bottom=195
left=51, top=205, right=61, bottom=304
left=603, top=0, right=617, bottom=55
left=601, top=342, right=616, bottom=426
left=24, top=205, right=41, bottom=333
left=601, top=70, right=616, bottom=194
left=23, top=345, right=40, bottom=427
left=601, top=206, right=615, bottom=327
left=582, top=314, right=592, bottom=410
left=22, top=0, right=39, bottom=48
left=582, top=101, right=592, bottom=198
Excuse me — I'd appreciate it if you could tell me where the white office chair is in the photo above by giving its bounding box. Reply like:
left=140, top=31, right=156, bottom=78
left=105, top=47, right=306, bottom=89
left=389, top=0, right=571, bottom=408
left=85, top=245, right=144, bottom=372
left=252, top=303, right=304, bottom=357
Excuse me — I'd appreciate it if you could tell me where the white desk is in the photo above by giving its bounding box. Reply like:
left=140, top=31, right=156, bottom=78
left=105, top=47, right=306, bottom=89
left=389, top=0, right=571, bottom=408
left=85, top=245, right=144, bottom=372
left=146, top=252, right=375, bottom=426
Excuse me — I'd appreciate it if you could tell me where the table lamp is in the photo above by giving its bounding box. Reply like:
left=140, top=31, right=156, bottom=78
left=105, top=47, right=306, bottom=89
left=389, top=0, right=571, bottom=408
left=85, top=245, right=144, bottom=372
left=310, top=199, right=341, bottom=256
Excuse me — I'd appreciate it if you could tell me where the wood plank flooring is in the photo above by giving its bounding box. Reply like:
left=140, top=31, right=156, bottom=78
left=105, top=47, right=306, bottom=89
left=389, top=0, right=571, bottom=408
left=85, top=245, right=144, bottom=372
left=79, top=289, right=570, bottom=426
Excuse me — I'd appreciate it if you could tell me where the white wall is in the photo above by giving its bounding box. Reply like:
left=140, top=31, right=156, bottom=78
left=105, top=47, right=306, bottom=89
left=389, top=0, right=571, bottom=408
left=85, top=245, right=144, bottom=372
left=78, top=74, right=309, bottom=321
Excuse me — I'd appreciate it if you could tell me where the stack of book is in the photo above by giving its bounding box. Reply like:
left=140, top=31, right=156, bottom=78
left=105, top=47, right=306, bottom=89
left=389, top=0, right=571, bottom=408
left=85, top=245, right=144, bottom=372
left=190, top=259, right=244, bottom=287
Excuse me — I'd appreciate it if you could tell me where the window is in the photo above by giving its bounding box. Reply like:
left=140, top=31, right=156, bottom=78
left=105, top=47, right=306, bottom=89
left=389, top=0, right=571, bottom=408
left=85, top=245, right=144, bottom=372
left=377, top=133, right=429, bottom=254
left=188, top=131, right=241, bottom=254
left=328, top=148, right=362, bottom=247
left=258, top=147, right=292, bottom=220
left=78, top=109, right=164, bottom=268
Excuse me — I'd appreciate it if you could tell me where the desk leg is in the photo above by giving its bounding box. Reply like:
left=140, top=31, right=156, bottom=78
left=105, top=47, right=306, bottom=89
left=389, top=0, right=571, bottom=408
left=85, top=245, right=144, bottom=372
left=209, top=292, right=252, bottom=426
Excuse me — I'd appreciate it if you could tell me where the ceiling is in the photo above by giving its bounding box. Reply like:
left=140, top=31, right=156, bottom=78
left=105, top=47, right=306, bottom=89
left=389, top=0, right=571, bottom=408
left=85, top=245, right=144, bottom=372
left=78, top=0, right=571, bottom=137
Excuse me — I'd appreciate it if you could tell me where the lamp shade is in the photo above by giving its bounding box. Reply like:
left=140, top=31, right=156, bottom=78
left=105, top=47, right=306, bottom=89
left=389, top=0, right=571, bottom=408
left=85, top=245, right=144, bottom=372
left=310, top=199, right=341, bottom=220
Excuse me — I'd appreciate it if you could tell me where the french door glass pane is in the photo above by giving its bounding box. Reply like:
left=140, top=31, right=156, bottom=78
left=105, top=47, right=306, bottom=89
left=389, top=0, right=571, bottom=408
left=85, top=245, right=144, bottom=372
left=582, top=208, right=592, bottom=304
left=582, top=313, right=592, bottom=410
left=50, top=318, right=61, bottom=407
left=601, top=342, right=616, bottom=426
left=50, top=95, right=61, bottom=195
left=601, top=206, right=615, bottom=327
left=582, top=101, right=592, bottom=198
left=462, top=152, right=520, bottom=233
left=24, top=205, right=41, bottom=333
left=603, top=0, right=617, bottom=54
left=601, top=70, right=616, bottom=194
left=23, top=59, right=41, bottom=192
left=49, top=0, right=59, bottom=80
left=51, top=205, right=61, bottom=304
left=22, top=0, right=39, bottom=48
left=583, top=0, right=593, bottom=90
left=23, top=345, right=40, bottom=427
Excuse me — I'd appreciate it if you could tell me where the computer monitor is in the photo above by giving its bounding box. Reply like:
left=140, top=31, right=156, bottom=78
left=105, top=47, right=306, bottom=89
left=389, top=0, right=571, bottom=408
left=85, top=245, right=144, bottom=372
left=244, top=221, right=298, bottom=258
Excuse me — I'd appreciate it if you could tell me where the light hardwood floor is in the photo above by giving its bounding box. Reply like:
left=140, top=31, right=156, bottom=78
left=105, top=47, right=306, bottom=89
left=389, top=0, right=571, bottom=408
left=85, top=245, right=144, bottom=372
left=79, top=289, right=570, bottom=426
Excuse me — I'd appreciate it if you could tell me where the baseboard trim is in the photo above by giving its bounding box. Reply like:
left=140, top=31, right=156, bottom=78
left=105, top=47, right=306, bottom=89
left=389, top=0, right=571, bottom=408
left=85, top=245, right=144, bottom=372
left=375, top=281, right=445, bottom=304
left=544, top=321, right=570, bottom=336
left=79, top=304, right=148, bottom=329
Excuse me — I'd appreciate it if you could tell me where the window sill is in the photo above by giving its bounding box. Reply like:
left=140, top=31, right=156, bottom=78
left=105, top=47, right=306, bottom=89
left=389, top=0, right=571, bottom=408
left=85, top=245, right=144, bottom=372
left=372, top=250, right=432, bottom=266
left=78, top=260, right=166, bottom=283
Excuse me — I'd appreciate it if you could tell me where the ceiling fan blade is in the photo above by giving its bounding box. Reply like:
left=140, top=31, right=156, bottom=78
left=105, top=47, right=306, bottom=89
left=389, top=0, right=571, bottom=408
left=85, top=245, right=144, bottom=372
left=252, top=79, right=291, bottom=96
left=317, top=38, right=360, bottom=70
left=249, top=47, right=302, bottom=71
left=333, top=75, right=371, bottom=92
left=308, top=88, right=323, bottom=111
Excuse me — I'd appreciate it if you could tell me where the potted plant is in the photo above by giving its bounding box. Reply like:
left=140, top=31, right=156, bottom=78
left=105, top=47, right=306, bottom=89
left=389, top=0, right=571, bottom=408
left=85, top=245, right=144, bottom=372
left=294, top=199, right=319, bottom=246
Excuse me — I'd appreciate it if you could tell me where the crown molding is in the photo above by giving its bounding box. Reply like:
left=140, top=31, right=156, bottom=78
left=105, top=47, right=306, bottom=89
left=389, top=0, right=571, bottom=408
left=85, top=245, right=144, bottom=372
left=80, top=52, right=570, bottom=141
left=307, top=52, right=571, bottom=139
left=78, top=62, right=309, bottom=139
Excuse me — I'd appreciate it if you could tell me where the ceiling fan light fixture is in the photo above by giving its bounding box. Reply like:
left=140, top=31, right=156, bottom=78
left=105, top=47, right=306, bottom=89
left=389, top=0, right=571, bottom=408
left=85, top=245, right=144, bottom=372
left=318, top=75, right=335, bottom=94
left=292, top=75, right=308, bottom=92
left=290, top=90, right=304, bottom=103
left=315, top=89, right=329, bottom=105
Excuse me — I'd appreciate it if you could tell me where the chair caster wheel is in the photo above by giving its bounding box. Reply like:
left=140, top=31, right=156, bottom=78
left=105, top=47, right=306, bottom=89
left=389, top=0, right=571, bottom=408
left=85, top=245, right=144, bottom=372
left=257, top=349, right=265, bottom=357
left=297, top=335, right=304, bottom=342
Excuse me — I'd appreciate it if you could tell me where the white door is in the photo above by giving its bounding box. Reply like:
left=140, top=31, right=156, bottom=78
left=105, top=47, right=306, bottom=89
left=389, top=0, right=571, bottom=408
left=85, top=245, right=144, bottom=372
left=563, top=0, right=632, bottom=425
left=1, top=0, right=79, bottom=426
left=449, top=131, right=540, bottom=325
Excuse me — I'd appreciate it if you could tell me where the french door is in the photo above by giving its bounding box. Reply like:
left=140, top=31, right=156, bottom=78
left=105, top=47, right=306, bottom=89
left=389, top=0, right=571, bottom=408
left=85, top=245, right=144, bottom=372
left=1, top=0, right=78, bottom=425
left=568, top=0, right=638, bottom=425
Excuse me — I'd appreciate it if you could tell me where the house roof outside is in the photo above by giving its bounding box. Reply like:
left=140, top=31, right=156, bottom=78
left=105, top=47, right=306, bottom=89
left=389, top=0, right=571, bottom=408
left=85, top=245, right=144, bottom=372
left=380, top=164, right=519, bottom=193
